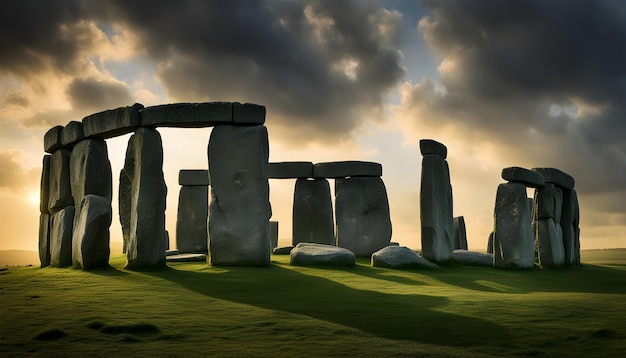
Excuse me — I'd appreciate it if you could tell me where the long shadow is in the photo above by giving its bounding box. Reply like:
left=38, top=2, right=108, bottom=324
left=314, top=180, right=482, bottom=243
left=143, top=264, right=512, bottom=347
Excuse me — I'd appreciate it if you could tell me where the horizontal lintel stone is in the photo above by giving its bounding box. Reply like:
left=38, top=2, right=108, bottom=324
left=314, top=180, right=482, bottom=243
left=312, top=161, right=382, bottom=178
left=501, top=166, right=545, bottom=188
left=531, top=167, right=575, bottom=189
left=140, top=102, right=233, bottom=128
left=419, top=139, right=447, bottom=159
left=44, top=126, right=64, bottom=153
left=61, top=121, right=85, bottom=147
left=233, top=103, right=266, bottom=125
left=179, top=169, right=210, bottom=186
left=82, top=103, right=144, bottom=139
left=269, top=162, right=313, bottom=179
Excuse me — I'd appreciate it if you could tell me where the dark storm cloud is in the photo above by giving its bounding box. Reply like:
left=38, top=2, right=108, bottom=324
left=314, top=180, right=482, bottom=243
left=404, top=0, right=626, bottom=195
left=89, top=0, right=406, bottom=143
left=66, top=77, right=133, bottom=113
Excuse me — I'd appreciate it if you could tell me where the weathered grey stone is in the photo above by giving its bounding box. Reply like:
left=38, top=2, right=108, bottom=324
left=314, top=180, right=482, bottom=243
left=290, top=243, right=355, bottom=267
left=487, top=232, right=494, bottom=254
left=531, top=167, right=575, bottom=190
left=70, top=139, right=112, bottom=207
left=269, top=162, right=313, bottom=179
left=166, top=253, right=207, bottom=262
left=39, top=155, right=51, bottom=214
left=389, top=242, right=400, bottom=246
left=420, top=154, right=454, bottom=263
left=233, top=102, right=266, bottom=125
left=141, top=102, right=232, bottom=128
left=118, top=168, right=131, bottom=254
left=453, top=216, right=468, bottom=250
left=82, top=103, right=144, bottom=138
left=335, top=176, right=392, bottom=257
left=125, top=128, right=168, bottom=269
left=419, top=139, right=447, bottom=159
left=270, top=221, right=279, bottom=250
left=72, top=195, right=112, bottom=270
left=50, top=206, right=75, bottom=267
left=208, top=125, right=271, bottom=266
left=292, top=178, right=335, bottom=246
left=561, top=189, right=581, bottom=265
left=273, top=246, right=294, bottom=255
left=536, top=218, right=565, bottom=267
left=44, top=126, right=64, bottom=153
left=176, top=185, right=208, bottom=254
left=48, top=149, right=73, bottom=213
left=371, top=246, right=438, bottom=269
left=453, top=250, right=494, bottom=267
left=501, top=167, right=545, bottom=188
left=38, top=213, right=51, bottom=268
left=61, top=121, right=84, bottom=147
left=493, top=182, right=535, bottom=269
left=312, top=161, right=382, bottom=179
left=534, top=183, right=563, bottom=220
left=178, top=169, right=209, bottom=186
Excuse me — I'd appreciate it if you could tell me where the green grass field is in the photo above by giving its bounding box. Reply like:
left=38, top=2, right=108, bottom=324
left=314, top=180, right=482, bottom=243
left=1, top=249, right=625, bottom=357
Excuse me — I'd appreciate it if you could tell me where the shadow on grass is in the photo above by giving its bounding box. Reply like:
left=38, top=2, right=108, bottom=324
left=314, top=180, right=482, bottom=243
left=143, top=264, right=511, bottom=347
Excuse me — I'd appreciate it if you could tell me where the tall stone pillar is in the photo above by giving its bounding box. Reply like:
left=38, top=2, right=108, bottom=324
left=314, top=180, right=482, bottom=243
left=176, top=170, right=209, bottom=254
left=208, top=125, right=271, bottom=266
left=292, top=178, right=335, bottom=246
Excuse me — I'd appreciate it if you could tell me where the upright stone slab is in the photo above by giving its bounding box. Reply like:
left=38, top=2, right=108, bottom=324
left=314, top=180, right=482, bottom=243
left=70, top=139, right=112, bottom=206
left=176, top=185, right=208, bottom=253
left=270, top=221, right=279, bottom=249
left=292, top=178, right=335, bottom=246
left=453, top=216, right=468, bottom=250
left=208, top=125, right=271, bottom=266
left=82, top=103, right=143, bottom=138
left=420, top=142, right=454, bottom=263
left=561, top=189, right=581, bottom=265
left=72, top=195, right=112, bottom=270
left=179, top=169, right=210, bottom=186
left=487, top=232, right=494, bottom=254
left=335, top=176, right=392, bottom=257
left=50, top=206, right=75, bottom=267
left=493, top=182, right=534, bottom=269
left=39, top=155, right=51, bottom=214
left=38, top=213, right=51, bottom=267
left=118, top=168, right=131, bottom=254
left=125, top=128, right=168, bottom=269
left=536, top=218, right=565, bottom=267
left=48, top=149, right=73, bottom=214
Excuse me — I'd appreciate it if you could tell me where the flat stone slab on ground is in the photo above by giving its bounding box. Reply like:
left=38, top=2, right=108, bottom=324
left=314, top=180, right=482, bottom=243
left=290, top=243, right=355, bottom=267
left=179, top=169, right=209, bottom=186
left=453, top=250, right=494, bottom=267
left=312, top=161, right=382, bottom=178
left=273, top=246, right=294, bottom=255
left=268, top=162, right=313, bottom=179
left=531, top=167, right=575, bottom=190
left=419, top=139, right=447, bottom=159
left=371, top=246, right=438, bottom=269
left=501, top=167, right=545, bottom=188
left=82, top=103, right=143, bottom=138
left=44, top=126, right=64, bottom=153
left=165, top=249, right=179, bottom=256
left=140, top=102, right=232, bottom=127
left=166, top=253, right=207, bottom=262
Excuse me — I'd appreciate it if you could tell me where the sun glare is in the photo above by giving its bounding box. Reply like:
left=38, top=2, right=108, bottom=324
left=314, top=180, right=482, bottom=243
left=28, top=191, right=40, bottom=207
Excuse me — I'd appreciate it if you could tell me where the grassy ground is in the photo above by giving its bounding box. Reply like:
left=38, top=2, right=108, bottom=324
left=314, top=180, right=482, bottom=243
left=1, top=250, right=625, bottom=357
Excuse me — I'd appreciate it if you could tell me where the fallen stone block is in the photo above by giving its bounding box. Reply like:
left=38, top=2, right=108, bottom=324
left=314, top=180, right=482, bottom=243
left=453, top=250, right=493, bottom=267
left=44, top=126, right=64, bottom=153
left=61, top=121, right=84, bottom=147
left=335, top=176, right=392, bottom=257
left=453, top=216, right=468, bottom=250
left=269, top=161, right=313, bottom=179
left=419, top=139, right=447, bottom=159
left=48, top=149, right=73, bottom=213
left=179, top=169, right=209, bottom=186
left=70, top=139, right=112, bottom=206
left=371, top=246, right=438, bottom=269
left=273, top=246, right=294, bottom=255
left=82, top=103, right=143, bottom=138
left=293, top=178, right=335, bottom=246
left=176, top=185, right=208, bottom=254
left=531, top=167, right=575, bottom=190
left=166, top=253, right=207, bottom=262
left=501, top=166, right=545, bottom=188
left=72, top=195, right=112, bottom=270
left=141, top=102, right=232, bottom=128
left=233, top=102, right=266, bottom=125
left=289, top=243, right=355, bottom=267
left=50, top=206, right=75, bottom=267
left=312, top=161, right=382, bottom=179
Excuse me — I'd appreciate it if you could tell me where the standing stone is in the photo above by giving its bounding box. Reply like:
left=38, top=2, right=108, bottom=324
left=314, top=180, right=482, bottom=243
left=335, top=176, right=392, bottom=257
left=50, top=206, right=75, bottom=267
left=38, top=214, right=51, bottom=268
left=420, top=140, right=454, bottom=263
left=48, top=149, right=73, bottom=213
left=535, top=218, right=565, bottom=267
left=176, top=185, right=208, bottom=253
left=270, top=221, right=279, bottom=250
left=39, top=155, right=51, bottom=214
left=72, top=195, right=112, bottom=270
left=493, top=182, right=534, bottom=269
left=207, top=125, right=271, bottom=266
left=118, top=169, right=131, bottom=254
left=125, top=128, right=168, bottom=269
left=292, top=178, right=335, bottom=246
left=487, top=231, right=494, bottom=254
left=453, top=216, right=468, bottom=250
left=561, top=189, right=581, bottom=265
left=70, top=139, right=112, bottom=206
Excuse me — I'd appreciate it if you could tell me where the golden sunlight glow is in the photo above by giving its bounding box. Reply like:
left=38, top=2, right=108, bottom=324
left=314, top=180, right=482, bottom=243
left=27, top=191, right=40, bottom=207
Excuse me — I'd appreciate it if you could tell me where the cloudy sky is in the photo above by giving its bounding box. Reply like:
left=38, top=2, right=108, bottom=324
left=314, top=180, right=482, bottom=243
left=1, top=0, right=625, bottom=252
